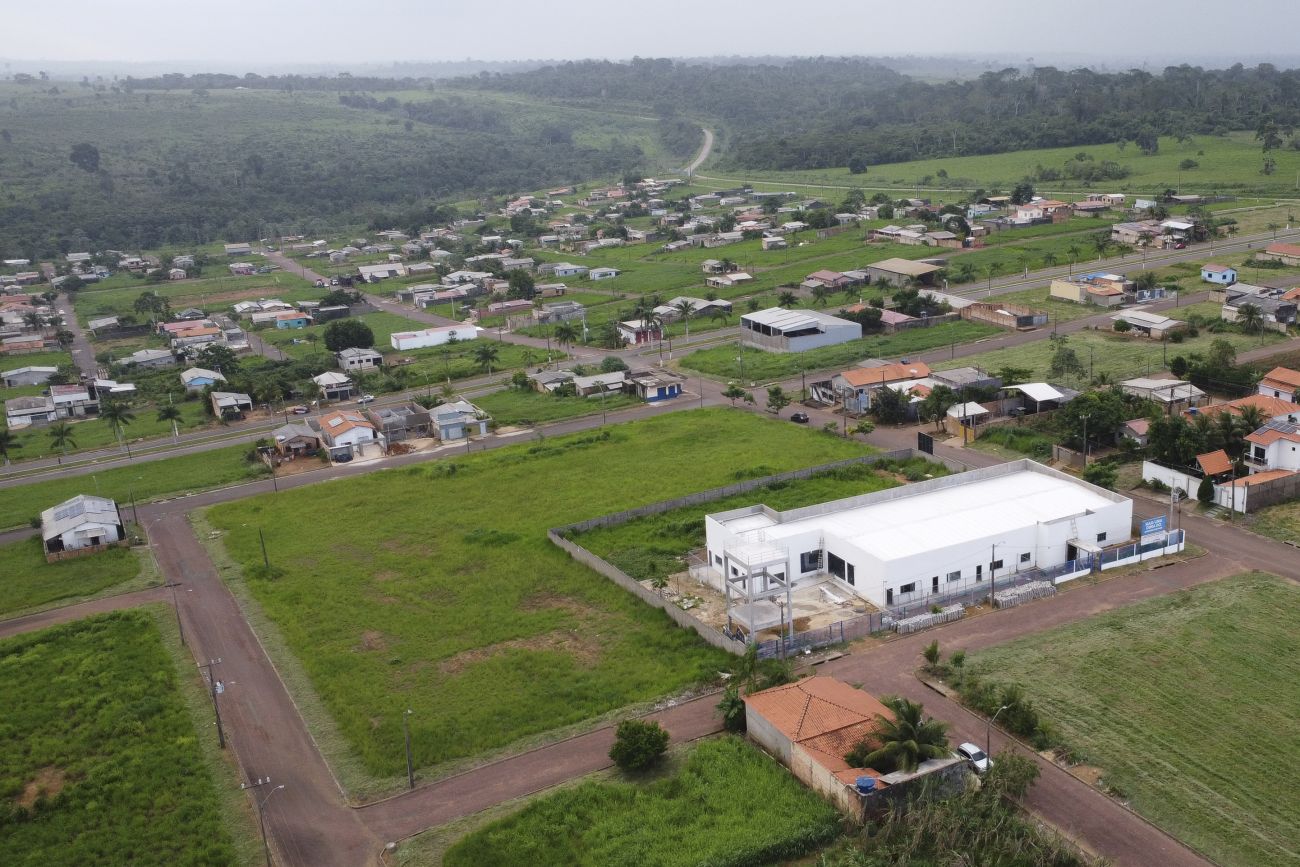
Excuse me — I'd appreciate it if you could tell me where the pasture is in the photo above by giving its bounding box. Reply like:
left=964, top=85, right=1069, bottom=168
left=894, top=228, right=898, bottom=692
left=473, top=387, right=641, bottom=426
left=203, top=409, right=868, bottom=788
left=0, top=611, right=246, bottom=866
left=966, top=572, right=1300, bottom=867
left=442, top=736, right=841, bottom=867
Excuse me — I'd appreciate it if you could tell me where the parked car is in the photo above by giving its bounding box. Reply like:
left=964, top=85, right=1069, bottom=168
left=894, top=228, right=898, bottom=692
left=356, top=394, right=375, bottom=405
left=1173, top=242, right=1187, bottom=249
left=955, top=742, right=991, bottom=774
left=288, top=405, right=310, bottom=415
left=790, top=412, right=810, bottom=424
left=333, top=452, right=353, bottom=463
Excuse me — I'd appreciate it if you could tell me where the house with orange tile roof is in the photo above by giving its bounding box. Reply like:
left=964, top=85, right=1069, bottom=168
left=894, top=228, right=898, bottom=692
left=1258, top=366, right=1300, bottom=404
left=316, top=409, right=385, bottom=459
left=743, top=676, right=964, bottom=815
left=1187, top=394, right=1299, bottom=425
left=812, top=362, right=932, bottom=414
left=1259, top=242, right=1300, bottom=267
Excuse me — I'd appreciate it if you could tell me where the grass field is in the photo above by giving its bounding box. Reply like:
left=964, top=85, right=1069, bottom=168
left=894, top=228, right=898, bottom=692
left=967, top=572, right=1300, bottom=867
left=203, top=409, right=868, bottom=786
left=0, top=611, right=244, bottom=865
left=717, top=132, right=1300, bottom=196
left=73, top=272, right=319, bottom=325
left=679, top=321, right=1001, bottom=382
left=0, top=536, right=154, bottom=618
left=474, top=387, right=642, bottom=426
left=940, top=324, right=1284, bottom=386
left=442, top=736, right=841, bottom=867
left=258, top=311, right=428, bottom=359
left=0, top=442, right=268, bottom=530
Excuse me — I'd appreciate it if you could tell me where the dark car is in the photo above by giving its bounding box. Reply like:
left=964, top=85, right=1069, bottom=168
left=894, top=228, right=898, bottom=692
left=333, top=452, right=353, bottom=463
left=790, top=412, right=810, bottom=424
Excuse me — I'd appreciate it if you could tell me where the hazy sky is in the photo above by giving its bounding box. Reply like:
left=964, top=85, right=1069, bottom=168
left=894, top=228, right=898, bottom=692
left=4, top=0, right=1297, bottom=70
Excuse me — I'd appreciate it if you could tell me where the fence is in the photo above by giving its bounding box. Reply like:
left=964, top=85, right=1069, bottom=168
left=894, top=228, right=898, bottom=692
left=1099, top=529, right=1186, bottom=569
left=754, top=610, right=888, bottom=660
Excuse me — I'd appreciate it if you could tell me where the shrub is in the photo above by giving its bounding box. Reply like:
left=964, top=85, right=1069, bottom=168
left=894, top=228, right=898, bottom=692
left=609, top=719, right=670, bottom=771
left=1198, top=475, right=1215, bottom=504
left=717, top=685, right=746, bottom=733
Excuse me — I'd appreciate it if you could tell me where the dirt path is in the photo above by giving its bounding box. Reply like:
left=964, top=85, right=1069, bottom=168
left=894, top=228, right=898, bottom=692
left=0, top=586, right=167, bottom=639
left=686, top=127, right=714, bottom=175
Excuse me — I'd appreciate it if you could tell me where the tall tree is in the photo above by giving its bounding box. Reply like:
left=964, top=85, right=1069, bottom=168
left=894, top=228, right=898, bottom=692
left=846, top=696, right=950, bottom=773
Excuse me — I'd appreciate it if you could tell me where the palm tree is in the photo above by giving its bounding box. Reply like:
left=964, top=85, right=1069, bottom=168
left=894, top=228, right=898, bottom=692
left=1237, top=303, right=1264, bottom=335
left=100, top=400, right=136, bottom=453
left=777, top=290, right=798, bottom=308
left=471, top=343, right=500, bottom=374
left=671, top=299, right=698, bottom=340
left=22, top=311, right=43, bottom=334
left=984, top=260, right=1003, bottom=295
left=0, top=428, right=19, bottom=465
left=156, top=404, right=182, bottom=440
left=1132, top=271, right=1159, bottom=294
left=55, top=329, right=75, bottom=349
left=1091, top=233, right=1112, bottom=261
left=709, top=306, right=731, bottom=327
left=810, top=285, right=832, bottom=307
left=48, top=421, right=77, bottom=463
left=1041, top=252, right=1058, bottom=269
left=1015, top=250, right=1031, bottom=275
left=553, top=321, right=579, bottom=350
left=1065, top=244, right=1082, bottom=274
left=848, top=696, right=950, bottom=773
left=954, top=262, right=977, bottom=284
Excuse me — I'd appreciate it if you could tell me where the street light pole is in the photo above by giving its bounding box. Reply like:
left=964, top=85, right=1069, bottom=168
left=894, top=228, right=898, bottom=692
left=257, top=784, right=285, bottom=867
left=404, top=709, right=415, bottom=789
left=987, top=704, right=1010, bottom=759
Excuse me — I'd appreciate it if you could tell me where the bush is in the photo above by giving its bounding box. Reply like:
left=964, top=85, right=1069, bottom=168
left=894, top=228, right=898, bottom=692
left=609, top=719, right=670, bottom=771
left=716, top=685, right=746, bottom=733
left=1198, top=475, right=1215, bottom=504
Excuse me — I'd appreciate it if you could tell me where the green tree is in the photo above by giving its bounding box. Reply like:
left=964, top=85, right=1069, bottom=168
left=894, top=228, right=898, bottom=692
left=553, top=321, right=579, bottom=350
left=845, top=696, right=949, bottom=773
left=608, top=719, right=669, bottom=772
left=1197, top=475, right=1215, bottom=504
left=99, top=400, right=136, bottom=449
left=69, top=141, right=100, bottom=172
left=671, top=298, right=698, bottom=340
left=922, top=640, right=941, bottom=671
left=133, top=290, right=169, bottom=324
left=506, top=269, right=535, bottom=299
left=1236, top=303, right=1264, bottom=334
left=156, top=403, right=182, bottom=438
left=777, top=290, right=799, bottom=308
left=1082, top=461, right=1118, bottom=490
left=323, top=318, right=375, bottom=352
left=48, top=421, right=77, bottom=462
left=919, top=384, right=957, bottom=430
left=765, top=385, right=791, bottom=415
left=0, top=428, right=19, bottom=465
left=716, top=685, right=746, bottom=733
left=1048, top=336, right=1086, bottom=382
left=196, top=343, right=239, bottom=374
left=871, top=386, right=908, bottom=425
left=810, top=284, right=832, bottom=307
left=472, top=343, right=500, bottom=374
left=722, top=383, right=747, bottom=405
left=993, top=365, right=1033, bottom=385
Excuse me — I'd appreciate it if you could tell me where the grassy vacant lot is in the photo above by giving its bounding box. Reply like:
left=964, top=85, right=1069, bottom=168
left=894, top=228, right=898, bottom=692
left=577, top=459, right=952, bottom=582
left=443, top=736, right=841, bottom=867
left=679, top=321, right=1000, bottom=382
left=941, top=325, right=1284, bottom=386
left=0, top=442, right=267, bottom=530
left=968, top=572, right=1300, bottom=867
left=475, top=387, right=642, bottom=426
left=203, top=409, right=867, bottom=785
left=0, top=536, right=153, bottom=618
left=0, top=611, right=243, bottom=865
left=1246, top=500, right=1300, bottom=546
left=725, top=132, right=1300, bottom=195
left=259, top=310, right=428, bottom=359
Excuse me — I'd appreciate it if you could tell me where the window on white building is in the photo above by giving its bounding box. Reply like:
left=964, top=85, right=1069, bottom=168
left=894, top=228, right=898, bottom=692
left=1020, top=552, right=1031, bottom=563
left=946, top=570, right=961, bottom=583
left=799, top=550, right=821, bottom=573
left=1096, top=532, right=1107, bottom=543
left=899, top=582, right=917, bottom=595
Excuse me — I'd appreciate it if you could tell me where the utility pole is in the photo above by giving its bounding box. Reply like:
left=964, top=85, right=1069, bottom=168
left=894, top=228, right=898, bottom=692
left=166, top=581, right=184, bottom=646
left=259, top=528, right=270, bottom=569
left=1080, top=414, right=1089, bottom=466
left=199, top=658, right=225, bottom=748
left=404, top=709, right=415, bottom=789
left=243, top=778, right=285, bottom=867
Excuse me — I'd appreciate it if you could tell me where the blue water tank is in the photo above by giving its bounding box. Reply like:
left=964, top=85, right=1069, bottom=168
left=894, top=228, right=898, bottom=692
left=855, top=776, right=876, bottom=794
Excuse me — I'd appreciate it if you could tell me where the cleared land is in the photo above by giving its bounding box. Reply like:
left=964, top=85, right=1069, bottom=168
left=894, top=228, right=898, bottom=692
left=0, top=442, right=268, bottom=530
left=967, top=572, right=1300, bottom=867
left=1246, top=500, right=1300, bottom=546
left=0, top=611, right=244, bottom=865
left=680, top=321, right=1000, bottom=381
left=0, top=536, right=153, bottom=618
left=442, top=736, right=841, bottom=867
left=203, top=409, right=868, bottom=784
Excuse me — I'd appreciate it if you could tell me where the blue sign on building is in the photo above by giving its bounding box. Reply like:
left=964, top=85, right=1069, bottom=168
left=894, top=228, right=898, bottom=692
left=1140, top=516, right=1167, bottom=536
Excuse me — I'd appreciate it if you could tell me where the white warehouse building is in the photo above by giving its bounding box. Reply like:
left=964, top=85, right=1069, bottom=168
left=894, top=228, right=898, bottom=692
left=389, top=325, right=480, bottom=351
left=704, top=460, right=1135, bottom=613
left=739, top=307, right=861, bottom=353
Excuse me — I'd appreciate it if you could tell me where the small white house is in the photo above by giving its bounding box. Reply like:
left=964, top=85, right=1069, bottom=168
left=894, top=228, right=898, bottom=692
left=589, top=267, right=621, bottom=281
left=317, top=409, right=385, bottom=458
left=337, top=347, right=384, bottom=372
left=41, top=495, right=125, bottom=556
left=1201, top=263, right=1237, bottom=285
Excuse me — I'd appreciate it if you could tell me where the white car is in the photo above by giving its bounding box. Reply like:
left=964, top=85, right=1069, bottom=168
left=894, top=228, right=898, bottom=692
left=356, top=394, right=376, bottom=405
left=956, top=742, right=991, bottom=774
